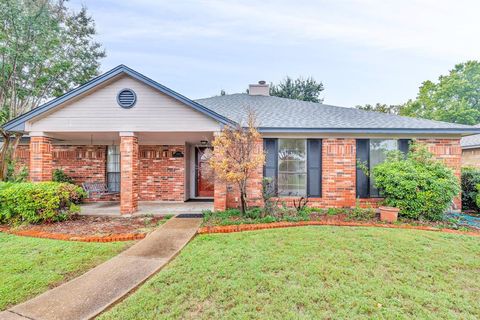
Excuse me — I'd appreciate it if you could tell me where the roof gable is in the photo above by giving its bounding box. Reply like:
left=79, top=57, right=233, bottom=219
left=3, top=65, right=233, bottom=132
left=26, top=75, right=222, bottom=132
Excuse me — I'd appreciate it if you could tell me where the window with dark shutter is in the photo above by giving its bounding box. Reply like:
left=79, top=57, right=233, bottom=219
left=398, top=139, right=410, bottom=155
left=307, top=139, right=322, bottom=197
left=356, top=138, right=411, bottom=198
left=263, top=138, right=278, bottom=194
left=356, top=139, right=370, bottom=198
left=263, top=138, right=323, bottom=198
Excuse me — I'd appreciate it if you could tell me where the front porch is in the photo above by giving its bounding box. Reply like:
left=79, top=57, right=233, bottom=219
left=24, top=131, right=217, bottom=215
left=80, top=200, right=213, bottom=216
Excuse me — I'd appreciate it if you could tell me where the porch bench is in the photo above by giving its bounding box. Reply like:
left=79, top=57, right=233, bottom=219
left=82, top=182, right=116, bottom=199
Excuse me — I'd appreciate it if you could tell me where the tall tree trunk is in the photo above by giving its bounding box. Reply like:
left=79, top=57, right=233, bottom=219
left=239, top=182, right=248, bottom=215
left=0, top=132, right=12, bottom=180
left=0, top=132, right=22, bottom=181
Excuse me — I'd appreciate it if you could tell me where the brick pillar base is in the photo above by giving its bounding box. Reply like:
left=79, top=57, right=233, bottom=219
left=120, top=134, right=139, bottom=214
left=29, top=136, right=52, bottom=182
left=214, top=178, right=227, bottom=211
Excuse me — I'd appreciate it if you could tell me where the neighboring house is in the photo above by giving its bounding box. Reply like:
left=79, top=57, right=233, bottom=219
left=461, top=124, right=480, bottom=168
left=3, top=65, right=479, bottom=214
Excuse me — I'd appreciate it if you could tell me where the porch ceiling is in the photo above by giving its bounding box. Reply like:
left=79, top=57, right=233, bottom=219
left=39, top=131, right=215, bottom=145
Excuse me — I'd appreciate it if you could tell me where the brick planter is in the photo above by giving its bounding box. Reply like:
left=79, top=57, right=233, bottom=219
left=198, top=221, right=480, bottom=237
left=0, top=228, right=146, bottom=242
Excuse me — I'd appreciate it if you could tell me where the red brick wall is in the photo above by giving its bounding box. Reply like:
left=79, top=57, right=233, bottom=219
left=417, top=138, right=462, bottom=210
left=215, top=137, right=462, bottom=211
left=52, top=146, right=107, bottom=184
left=15, top=144, right=187, bottom=203
left=138, top=145, right=185, bottom=201
left=15, top=145, right=106, bottom=184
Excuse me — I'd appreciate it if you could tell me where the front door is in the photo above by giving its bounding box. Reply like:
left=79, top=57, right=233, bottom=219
left=196, top=147, right=214, bottom=197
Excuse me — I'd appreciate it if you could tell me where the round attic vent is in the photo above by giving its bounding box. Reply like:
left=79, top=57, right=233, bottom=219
left=117, top=89, right=137, bottom=108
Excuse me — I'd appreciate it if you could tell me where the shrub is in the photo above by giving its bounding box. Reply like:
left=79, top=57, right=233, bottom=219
left=52, top=169, right=74, bottom=184
left=461, top=167, right=480, bottom=211
left=5, top=161, right=28, bottom=182
left=0, top=182, right=86, bottom=224
left=347, top=201, right=376, bottom=221
left=372, top=143, right=460, bottom=221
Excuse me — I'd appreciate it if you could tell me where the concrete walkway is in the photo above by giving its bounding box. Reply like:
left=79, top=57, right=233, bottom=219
left=0, top=216, right=202, bottom=320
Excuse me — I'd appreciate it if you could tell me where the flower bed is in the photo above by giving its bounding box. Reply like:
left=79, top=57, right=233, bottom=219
left=198, top=220, right=480, bottom=237
left=0, top=215, right=172, bottom=242
left=201, top=206, right=480, bottom=236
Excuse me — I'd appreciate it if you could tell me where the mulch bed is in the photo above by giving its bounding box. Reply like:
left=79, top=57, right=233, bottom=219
left=0, top=215, right=166, bottom=242
left=199, top=220, right=480, bottom=237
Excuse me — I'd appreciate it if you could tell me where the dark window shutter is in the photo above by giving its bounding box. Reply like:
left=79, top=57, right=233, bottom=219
left=356, top=139, right=370, bottom=198
left=307, top=139, right=322, bottom=197
left=263, top=139, right=278, bottom=192
left=398, top=139, right=410, bottom=156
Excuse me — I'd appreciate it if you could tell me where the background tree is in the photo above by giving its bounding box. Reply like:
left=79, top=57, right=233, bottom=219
left=270, top=76, right=324, bottom=103
left=210, top=113, right=265, bottom=215
left=401, top=61, right=480, bottom=124
left=0, top=0, right=105, bottom=179
left=356, top=103, right=403, bottom=114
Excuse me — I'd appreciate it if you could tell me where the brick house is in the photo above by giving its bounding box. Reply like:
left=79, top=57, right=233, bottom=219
left=461, top=125, right=480, bottom=168
left=3, top=65, right=479, bottom=214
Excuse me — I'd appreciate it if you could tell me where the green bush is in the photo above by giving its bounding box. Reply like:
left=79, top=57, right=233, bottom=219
left=5, top=161, right=28, bottom=183
left=0, top=182, right=86, bottom=224
left=52, top=169, right=74, bottom=184
left=372, top=144, right=460, bottom=221
left=461, top=167, right=480, bottom=211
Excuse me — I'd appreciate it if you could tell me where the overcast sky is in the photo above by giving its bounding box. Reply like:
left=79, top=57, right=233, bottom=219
left=69, top=0, right=480, bottom=107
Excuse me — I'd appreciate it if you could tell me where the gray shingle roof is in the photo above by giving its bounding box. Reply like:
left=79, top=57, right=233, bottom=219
left=196, top=93, right=479, bottom=133
left=461, top=124, right=480, bottom=148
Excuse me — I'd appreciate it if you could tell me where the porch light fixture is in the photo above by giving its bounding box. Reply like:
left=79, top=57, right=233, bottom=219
left=200, top=140, right=208, bottom=145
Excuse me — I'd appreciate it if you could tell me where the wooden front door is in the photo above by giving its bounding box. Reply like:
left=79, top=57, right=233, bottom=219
left=196, top=147, right=214, bottom=197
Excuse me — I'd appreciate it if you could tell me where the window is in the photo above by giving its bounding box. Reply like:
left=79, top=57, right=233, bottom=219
left=368, top=139, right=398, bottom=197
left=356, top=139, right=409, bottom=198
left=106, top=145, right=120, bottom=192
left=277, top=139, right=307, bottom=196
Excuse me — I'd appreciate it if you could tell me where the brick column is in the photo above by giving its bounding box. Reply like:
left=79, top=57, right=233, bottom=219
left=120, top=133, right=139, bottom=214
left=29, top=135, right=52, bottom=182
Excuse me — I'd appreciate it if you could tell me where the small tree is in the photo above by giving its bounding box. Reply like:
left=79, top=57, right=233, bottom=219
left=372, top=142, right=460, bottom=221
left=270, top=76, right=324, bottom=103
left=210, top=113, right=265, bottom=215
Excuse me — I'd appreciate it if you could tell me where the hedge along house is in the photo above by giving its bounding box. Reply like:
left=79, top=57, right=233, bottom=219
left=3, top=65, right=480, bottom=214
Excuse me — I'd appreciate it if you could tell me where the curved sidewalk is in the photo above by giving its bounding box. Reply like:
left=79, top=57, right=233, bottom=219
left=0, top=216, right=202, bottom=320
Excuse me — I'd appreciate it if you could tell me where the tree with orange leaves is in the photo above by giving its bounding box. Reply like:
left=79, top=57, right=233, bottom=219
left=210, top=113, right=265, bottom=215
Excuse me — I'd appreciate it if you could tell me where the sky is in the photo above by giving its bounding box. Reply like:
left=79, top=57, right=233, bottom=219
left=69, top=0, right=480, bottom=108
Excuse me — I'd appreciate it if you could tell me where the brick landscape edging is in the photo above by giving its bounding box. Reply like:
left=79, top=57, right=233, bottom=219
left=198, top=221, right=480, bottom=237
left=0, top=227, right=146, bottom=242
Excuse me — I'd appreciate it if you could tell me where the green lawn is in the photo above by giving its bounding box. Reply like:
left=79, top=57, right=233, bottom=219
left=0, top=233, right=130, bottom=311
left=99, top=226, right=480, bottom=319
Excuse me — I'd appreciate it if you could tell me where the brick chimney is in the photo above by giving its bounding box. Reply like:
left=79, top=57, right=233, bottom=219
left=249, top=80, right=270, bottom=96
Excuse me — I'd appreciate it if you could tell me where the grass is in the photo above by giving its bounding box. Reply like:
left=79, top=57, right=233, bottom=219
left=0, top=233, right=131, bottom=311
left=99, top=226, right=480, bottom=319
